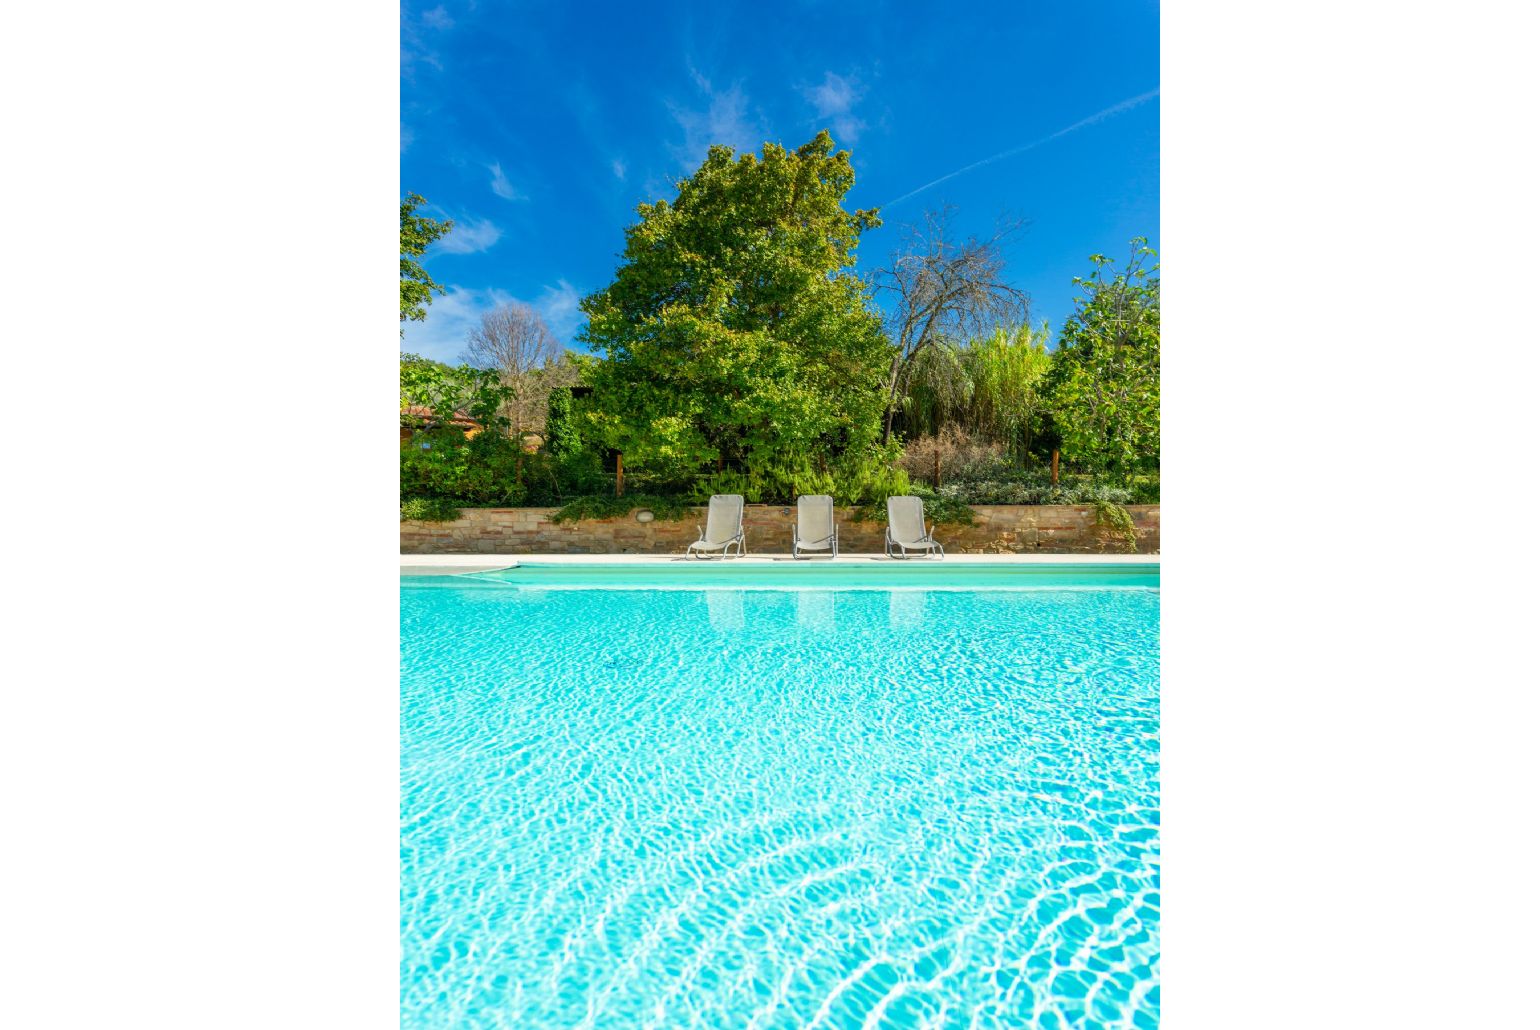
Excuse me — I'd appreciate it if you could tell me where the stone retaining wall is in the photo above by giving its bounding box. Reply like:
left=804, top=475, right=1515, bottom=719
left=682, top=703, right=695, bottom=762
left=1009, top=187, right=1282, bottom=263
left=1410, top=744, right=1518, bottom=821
left=401, top=504, right=1159, bottom=555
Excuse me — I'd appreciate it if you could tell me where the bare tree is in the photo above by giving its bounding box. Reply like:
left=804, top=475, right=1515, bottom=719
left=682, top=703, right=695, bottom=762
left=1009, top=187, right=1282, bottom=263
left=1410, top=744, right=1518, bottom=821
left=461, top=302, right=567, bottom=443
left=871, top=207, right=1030, bottom=442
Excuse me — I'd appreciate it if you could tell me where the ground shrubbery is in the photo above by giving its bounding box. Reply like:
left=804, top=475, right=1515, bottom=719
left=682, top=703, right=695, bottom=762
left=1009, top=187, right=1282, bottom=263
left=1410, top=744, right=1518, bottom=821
left=548, top=494, right=692, bottom=524
left=897, top=427, right=1154, bottom=507
left=399, top=413, right=1157, bottom=522
left=400, top=497, right=463, bottom=522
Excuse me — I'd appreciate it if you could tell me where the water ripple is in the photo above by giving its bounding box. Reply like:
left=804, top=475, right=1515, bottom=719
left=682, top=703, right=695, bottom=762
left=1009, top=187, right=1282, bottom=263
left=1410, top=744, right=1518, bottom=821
left=402, top=585, right=1159, bottom=1028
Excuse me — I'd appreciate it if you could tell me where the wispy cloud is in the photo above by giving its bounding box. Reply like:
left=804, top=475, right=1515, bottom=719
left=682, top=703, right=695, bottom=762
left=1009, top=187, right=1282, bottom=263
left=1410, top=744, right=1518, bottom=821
left=432, top=216, right=502, bottom=255
left=401, top=123, right=414, bottom=153
left=421, top=5, right=453, bottom=31
left=535, top=279, right=584, bottom=342
left=610, top=158, right=627, bottom=181
left=883, top=88, right=1161, bottom=208
left=400, top=3, right=447, bottom=79
left=667, top=67, right=767, bottom=169
left=803, top=71, right=867, bottom=143
left=487, top=162, right=526, bottom=201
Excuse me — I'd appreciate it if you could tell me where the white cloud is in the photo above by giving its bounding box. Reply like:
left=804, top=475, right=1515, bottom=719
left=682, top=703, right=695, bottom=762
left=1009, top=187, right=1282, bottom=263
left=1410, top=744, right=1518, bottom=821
left=610, top=158, right=627, bottom=180
left=487, top=162, right=525, bottom=201
left=401, top=123, right=414, bottom=152
left=535, top=279, right=585, bottom=342
left=431, top=216, right=502, bottom=255
left=667, top=67, right=767, bottom=170
left=421, top=5, right=453, bottom=30
left=803, top=71, right=867, bottom=143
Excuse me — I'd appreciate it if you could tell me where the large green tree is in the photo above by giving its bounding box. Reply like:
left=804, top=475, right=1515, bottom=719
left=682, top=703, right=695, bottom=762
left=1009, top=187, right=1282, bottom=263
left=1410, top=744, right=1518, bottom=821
left=1046, top=239, right=1160, bottom=474
left=400, top=194, right=453, bottom=328
left=579, top=131, right=894, bottom=497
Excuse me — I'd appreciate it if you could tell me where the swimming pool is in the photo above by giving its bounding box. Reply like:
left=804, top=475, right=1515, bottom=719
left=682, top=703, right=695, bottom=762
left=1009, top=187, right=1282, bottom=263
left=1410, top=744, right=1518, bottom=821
left=401, top=563, right=1159, bottom=1028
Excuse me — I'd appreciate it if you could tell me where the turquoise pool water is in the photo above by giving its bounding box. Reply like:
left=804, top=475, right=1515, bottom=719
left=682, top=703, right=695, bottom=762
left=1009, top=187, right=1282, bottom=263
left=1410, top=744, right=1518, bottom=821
left=401, top=564, right=1159, bottom=1028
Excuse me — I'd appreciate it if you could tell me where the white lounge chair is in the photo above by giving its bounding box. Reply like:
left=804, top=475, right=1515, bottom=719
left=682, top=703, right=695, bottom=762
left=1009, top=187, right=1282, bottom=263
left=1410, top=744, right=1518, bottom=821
left=884, top=495, right=945, bottom=559
left=792, top=494, right=838, bottom=559
left=686, top=494, right=746, bottom=559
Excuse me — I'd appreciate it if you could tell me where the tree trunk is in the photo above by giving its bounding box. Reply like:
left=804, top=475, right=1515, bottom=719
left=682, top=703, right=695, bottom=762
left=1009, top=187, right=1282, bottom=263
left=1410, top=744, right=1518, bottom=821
left=880, top=358, right=903, bottom=445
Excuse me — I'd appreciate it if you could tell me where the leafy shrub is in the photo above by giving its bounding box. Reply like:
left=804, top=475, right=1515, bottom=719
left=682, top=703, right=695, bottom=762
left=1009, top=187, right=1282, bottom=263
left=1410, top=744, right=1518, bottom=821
left=1125, top=473, right=1161, bottom=505
left=898, top=427, right=1157, bottom=505
left=899, top=427, right=1014, bottom=487
left=400, top=428, right=528, bottom=506
left=937, top=474, right=1133, bottom=506
left=543, top=386, right=582, bottom=458
left=851, top=487, right=976, bottom=527
left=400, top=497, right=463, bottom=522
left=400, top=354, right=511, bottom=431
left=1092, top=499, right=1138, bottom=553
left=519, top=449, right=615, bottom=506
left=677, top=445, right=909, bottom=507
left=549, top=494, right=693, bottom=524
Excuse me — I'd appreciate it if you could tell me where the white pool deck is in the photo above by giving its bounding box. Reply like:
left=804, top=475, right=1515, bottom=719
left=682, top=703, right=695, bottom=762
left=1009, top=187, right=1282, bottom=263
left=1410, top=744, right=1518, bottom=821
left=401, top=553, right=1159, bottom=576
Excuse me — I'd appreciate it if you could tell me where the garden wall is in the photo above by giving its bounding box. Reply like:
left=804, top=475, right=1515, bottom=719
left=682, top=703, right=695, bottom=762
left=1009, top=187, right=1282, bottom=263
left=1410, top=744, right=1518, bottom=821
left=401, top=504, right=1159, bottom=555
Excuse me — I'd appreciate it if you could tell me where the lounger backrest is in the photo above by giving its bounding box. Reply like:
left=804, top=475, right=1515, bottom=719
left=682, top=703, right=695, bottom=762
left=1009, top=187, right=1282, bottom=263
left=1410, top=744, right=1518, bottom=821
left=887, top=495, right=927, bottom=544
left=797, top=494, right=834, bottom=542
left=702, top=494, right=744, bottom=544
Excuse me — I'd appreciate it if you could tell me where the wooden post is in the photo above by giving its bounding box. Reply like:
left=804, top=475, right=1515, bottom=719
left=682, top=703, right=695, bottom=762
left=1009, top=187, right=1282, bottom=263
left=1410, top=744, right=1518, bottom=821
left=615, top=452, right=624, bottom=497
left=1050, top=449, right=1060, bottom=486
left=933, top=450, right=942, bottom=489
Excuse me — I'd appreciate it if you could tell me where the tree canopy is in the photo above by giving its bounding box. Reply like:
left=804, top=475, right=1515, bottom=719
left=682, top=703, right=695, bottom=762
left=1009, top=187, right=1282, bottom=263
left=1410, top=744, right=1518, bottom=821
left=579, top=131, right=895, bottom=496
left=1045, top=240, right=1160, bottom=474
left=400, top=194, right=453, bottom=328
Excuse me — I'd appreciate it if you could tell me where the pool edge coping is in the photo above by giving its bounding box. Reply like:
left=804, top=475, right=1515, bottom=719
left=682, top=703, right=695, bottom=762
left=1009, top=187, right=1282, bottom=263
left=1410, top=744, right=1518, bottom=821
left=401, top=553, right=1160, bottom=576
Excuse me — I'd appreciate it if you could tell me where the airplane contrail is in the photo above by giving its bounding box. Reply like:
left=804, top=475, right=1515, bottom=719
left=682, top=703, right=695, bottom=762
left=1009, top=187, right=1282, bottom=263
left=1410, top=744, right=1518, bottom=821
left=881, top=88, right=1160, bottom=209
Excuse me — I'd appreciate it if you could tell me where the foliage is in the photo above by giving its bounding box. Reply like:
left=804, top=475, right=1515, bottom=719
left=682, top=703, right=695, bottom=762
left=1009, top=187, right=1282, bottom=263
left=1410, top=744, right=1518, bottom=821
left=963, top=323, right=1054, bottom=459
left=579, top=131, right=893, bottom=488
left=898, top=323, right=1055, bottom=462
left=898, top=427, right=1151, bottom=505
left=1045, top=239, right=1160, bottom=475
left=850, top=488, right=976, bottom=528
left=938, top=475, right=1133, bottom=506
left=400, top=497, right=463, bottom=522
left=544, top=387, right=582, bottom=458
left=680, top=440, right=909, bottom=506
left=1091, top=499, right=1138, bottom=553
left=1125, top=473, right=1160, bottom=505
left=400, top=428, right=528, bottom=506
left=400, top=353, right=511, bottom=431
left=521, top=450, right=612, bottom=506
left=549, top=494, right=692, bottom=524
left=899, top=426, right=1010, bottom=486
left=400, top=194, right=453, bottom=327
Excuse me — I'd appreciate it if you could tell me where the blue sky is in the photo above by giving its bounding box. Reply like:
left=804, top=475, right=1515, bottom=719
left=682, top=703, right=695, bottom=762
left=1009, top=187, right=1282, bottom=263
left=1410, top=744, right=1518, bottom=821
left=401, top=0, right=1159, bottom=363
